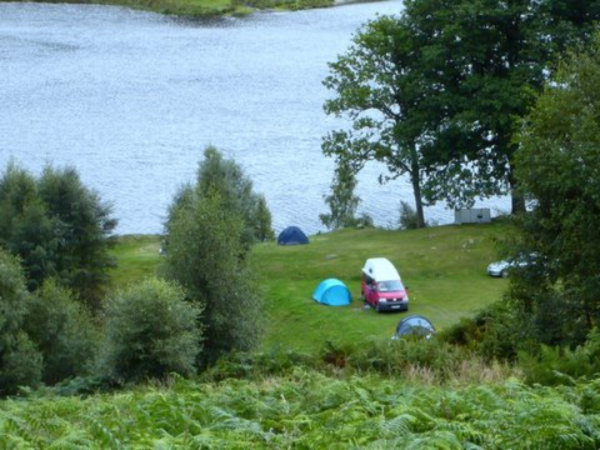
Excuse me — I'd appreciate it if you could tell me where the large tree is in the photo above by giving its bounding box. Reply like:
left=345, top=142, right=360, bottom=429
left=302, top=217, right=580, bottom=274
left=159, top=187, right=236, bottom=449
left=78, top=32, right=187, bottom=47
left=322, top=15, right=437, bottom=228
left=401, top=0, right=600, bottom=213
left=324, top=0, right=600, bottom=220
left=509, top=35, right=600, bottom=346
left=162, top=148, right=265, bottom=367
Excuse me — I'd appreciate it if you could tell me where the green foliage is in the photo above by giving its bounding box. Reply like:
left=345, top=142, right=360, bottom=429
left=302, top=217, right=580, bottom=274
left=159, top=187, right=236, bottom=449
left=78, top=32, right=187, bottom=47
left=0, top=249, right=42, bottom=396
left=1, top=372, right=599, bottom=448
left=441, top=301, right=521, bottom=362
left=398, top=200, right=420, bottom=230
left=320, top=157, right=372, bottom=230
left=253, top=194, right=275, bottom=242
left=518, top=328, right=600, bottom=386
left=510, top=34, right=600, bottom=346
left=37, top=165, right=118, bottom=310
left=322, top=15, right=429, bottom=228
left=163, top=190, right=264, bottom=367
left=0, top=161, right=56, bottom=292
left=22, top=280, right=99, bottom=385
left=399, top=0, right=600, bottom=212
left=0, top=161, right=117, bottom=311
left=193, top=146, right=273, bottom=249
left=98, top=278, right=203, bottom=383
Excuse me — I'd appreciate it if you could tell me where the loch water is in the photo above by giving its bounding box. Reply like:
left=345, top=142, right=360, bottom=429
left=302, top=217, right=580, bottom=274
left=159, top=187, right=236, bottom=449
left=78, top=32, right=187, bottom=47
left=0, top=1, right=509, bottom=234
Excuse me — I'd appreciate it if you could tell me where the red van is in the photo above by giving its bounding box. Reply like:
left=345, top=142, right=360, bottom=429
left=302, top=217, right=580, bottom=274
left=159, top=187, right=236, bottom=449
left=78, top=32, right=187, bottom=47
left=361, top=258, right=409, bottom=312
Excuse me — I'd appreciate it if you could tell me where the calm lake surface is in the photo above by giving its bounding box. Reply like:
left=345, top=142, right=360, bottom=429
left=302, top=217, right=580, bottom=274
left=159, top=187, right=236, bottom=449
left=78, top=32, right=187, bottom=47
left=0, top=1, right=509, bottom=235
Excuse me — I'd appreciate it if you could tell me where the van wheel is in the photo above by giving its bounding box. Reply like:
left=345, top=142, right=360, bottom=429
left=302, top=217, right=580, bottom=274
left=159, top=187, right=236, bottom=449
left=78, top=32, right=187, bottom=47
left=375, top=303, right=381, bottom=313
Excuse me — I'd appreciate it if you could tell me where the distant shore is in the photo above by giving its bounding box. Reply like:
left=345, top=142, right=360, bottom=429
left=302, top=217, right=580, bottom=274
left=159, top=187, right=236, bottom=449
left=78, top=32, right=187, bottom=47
left=21, top=0, right=336, bottom=17
left=7, top=0, right=388, bottom=18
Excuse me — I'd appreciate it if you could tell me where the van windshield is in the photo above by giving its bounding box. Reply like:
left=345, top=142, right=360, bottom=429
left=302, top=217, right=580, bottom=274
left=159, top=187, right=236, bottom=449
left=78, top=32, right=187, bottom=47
left=378, top=280, right=404, bottom=292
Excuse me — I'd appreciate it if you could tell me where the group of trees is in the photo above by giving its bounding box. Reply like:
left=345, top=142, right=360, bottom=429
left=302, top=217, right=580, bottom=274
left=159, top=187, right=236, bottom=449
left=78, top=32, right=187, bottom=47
left=506, top=36, right=600, bottom=348
left=321, top=0, right=600, bottom=350
left=321, top=0, right=600, bottom=228
left=0, top=162, right=117, bottom=310
left=0, top=148, right=271, bottom=395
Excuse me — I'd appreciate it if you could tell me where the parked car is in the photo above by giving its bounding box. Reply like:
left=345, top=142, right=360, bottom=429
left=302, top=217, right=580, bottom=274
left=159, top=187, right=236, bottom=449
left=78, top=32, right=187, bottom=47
left=487, top=253, right=536, bottom=278
left=361, top=257, right=409, bottom=312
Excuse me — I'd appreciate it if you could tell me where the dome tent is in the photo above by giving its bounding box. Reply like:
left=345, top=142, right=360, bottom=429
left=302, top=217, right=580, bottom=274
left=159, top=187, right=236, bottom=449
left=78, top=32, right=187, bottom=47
left=277, top=226, right=309, bottom=245
left=394, top=315, right=435, bottom=339
left=312, top=278, right=352, bottom=306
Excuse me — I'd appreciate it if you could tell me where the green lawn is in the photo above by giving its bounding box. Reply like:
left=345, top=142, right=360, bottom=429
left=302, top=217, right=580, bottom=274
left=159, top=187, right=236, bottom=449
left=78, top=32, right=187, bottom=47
left=252, top=223, right=508, bottom=351
left=110, top=222, right=509, bottom=353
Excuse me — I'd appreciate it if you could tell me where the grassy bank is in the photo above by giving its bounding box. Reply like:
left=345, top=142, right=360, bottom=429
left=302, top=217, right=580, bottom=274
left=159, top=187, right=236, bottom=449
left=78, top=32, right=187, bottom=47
left=19, top=0, right=334, bottom=18
left=110, top=222, right=508, bottom=352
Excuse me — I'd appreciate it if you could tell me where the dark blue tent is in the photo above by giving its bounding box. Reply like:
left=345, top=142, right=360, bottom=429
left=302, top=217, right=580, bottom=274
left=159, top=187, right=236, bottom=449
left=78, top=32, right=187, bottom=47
left=394, top=315, right=435, bottom=339
left=277, top=226, right=309, bottom=245
left=312, top=279, right=352, bottom=306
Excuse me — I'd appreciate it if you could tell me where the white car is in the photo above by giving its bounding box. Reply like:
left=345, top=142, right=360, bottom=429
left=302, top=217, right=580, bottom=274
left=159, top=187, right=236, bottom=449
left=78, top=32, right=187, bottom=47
left=487, top=254, right=535, bottom=278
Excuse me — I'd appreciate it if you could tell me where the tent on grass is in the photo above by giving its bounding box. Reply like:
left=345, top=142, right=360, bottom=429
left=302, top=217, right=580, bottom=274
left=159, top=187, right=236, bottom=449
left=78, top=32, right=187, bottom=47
left=393, top=315, right=435, bottom=339
left=277, top=226, right=309, bottom=245
left=312, top=278, right=352, bottom=306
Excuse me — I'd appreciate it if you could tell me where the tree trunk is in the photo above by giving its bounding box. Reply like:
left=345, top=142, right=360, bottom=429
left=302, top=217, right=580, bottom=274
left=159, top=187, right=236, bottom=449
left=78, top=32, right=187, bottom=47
left=410, top=153, right=426, bottom=228
left=508, top=162, right=526, bottom=214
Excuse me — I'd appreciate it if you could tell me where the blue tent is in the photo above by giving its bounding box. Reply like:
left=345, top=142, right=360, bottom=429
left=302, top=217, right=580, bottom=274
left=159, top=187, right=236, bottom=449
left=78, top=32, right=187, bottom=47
left=394, top=315, right=435, bottom=338
left=312, top=278, right=352, bottom=306
left=277, top=226, right=309, bottom=245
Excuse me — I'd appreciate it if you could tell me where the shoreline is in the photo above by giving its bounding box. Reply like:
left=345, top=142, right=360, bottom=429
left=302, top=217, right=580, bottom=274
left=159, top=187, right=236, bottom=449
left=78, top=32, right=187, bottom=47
left=6, top=0, right=389, bottom=18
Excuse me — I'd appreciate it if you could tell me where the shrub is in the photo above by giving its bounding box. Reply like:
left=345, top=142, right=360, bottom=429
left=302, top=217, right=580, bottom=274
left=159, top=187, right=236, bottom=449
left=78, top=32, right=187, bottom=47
left=519, top=328, right=600, bottom=386
left=23, top=280, right=99, bottom=384
left=440, top=301, right=520, bottom=362
left=0, top=249, right=42, bottom=396
left=98, top=278, right=203, bottom=383
left=320, top=157, right=367, bottom=230
left=398, top=200, right=420, bottom=230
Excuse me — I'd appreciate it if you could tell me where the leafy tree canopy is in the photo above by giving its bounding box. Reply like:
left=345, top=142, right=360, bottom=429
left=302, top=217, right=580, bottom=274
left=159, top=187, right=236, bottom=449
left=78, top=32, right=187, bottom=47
left=0, top=161, right=117, bottom=310
left=163, top=150, right=265, bottom=367
left=401, top=0, right=600, bottom=211
left=508, top=34, right=600, bottom=346
left=322, top=15, right=437, bottom=227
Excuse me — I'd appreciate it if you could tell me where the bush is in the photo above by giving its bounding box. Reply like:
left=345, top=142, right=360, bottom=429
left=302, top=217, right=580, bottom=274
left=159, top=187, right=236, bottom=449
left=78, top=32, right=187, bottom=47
left=0, top=249, right=42, bottom=396
left=440, top=301, right=520, bottom=362
left=23, top=280, right=99, bottom=384
left=98, top=278, right=203, bottom=383
left=519, top=328, right=600, bottom=386
left=398, top=200, right=421, bottom=230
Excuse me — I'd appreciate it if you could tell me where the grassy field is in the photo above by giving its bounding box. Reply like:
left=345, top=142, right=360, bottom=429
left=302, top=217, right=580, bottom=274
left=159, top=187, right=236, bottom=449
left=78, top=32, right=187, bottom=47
left=6, top=222, right=600, bottom=448
left=110, top=222, right=509, bottom=352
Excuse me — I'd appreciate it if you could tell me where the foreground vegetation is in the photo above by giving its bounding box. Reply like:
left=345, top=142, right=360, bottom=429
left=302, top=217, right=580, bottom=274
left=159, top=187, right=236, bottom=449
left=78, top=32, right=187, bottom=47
left=2, top=370, right=600, bottom=448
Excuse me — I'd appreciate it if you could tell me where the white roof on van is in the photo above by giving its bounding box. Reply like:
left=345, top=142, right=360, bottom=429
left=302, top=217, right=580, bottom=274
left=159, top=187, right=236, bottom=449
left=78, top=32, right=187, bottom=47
left=362, top=257, right=401, bottom=281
